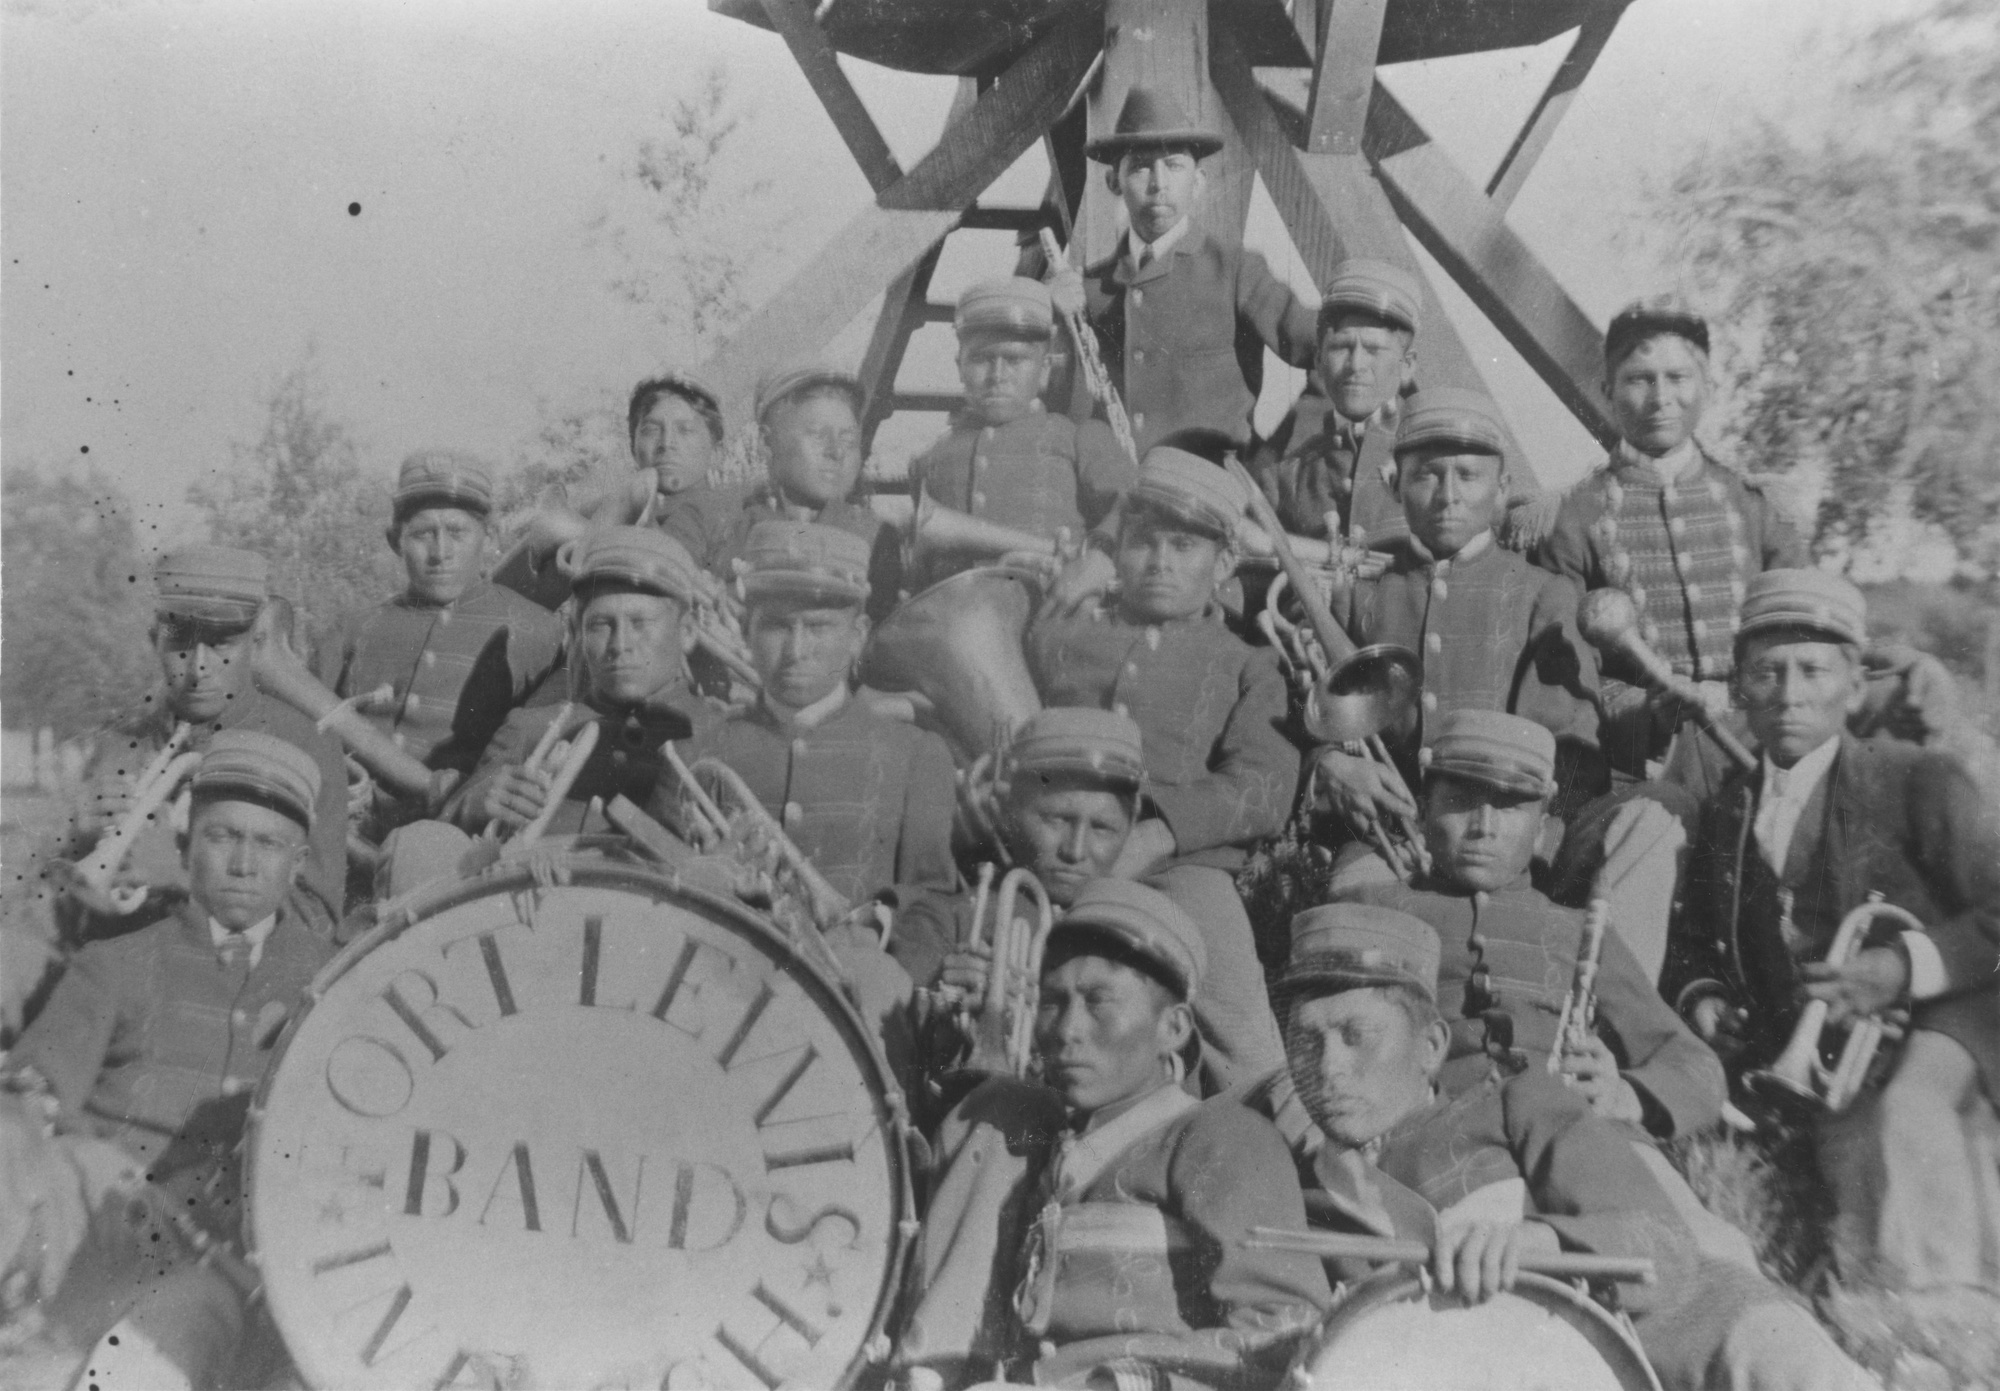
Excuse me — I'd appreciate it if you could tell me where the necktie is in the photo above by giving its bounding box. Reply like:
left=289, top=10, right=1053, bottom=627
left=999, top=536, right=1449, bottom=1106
left=1136, top=243, right=1153, bottom=271
left=1753, top=767, right=1790, bottom=869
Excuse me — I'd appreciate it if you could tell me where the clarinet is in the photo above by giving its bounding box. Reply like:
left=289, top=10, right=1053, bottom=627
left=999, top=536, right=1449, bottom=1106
left=1548, top=898, right=1609, bottom=1073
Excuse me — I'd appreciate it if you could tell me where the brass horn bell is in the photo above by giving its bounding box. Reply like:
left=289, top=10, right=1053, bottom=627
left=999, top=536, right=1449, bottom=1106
left=860, top=565, right=1044, bottom=761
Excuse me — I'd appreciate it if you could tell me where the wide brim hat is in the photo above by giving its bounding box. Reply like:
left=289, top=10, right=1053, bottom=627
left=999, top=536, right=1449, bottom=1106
left=1271, top=902, right=1441, bottom=1005
left=1735, top=567, right=1867, bottom=649
left=738, top=519, right=872, bottom=608
left=1087, top=86, right=1223, bottom=161
left=1048, top=878, right=1206, bottom=1002
left=190, top=728, right=321, bottom=831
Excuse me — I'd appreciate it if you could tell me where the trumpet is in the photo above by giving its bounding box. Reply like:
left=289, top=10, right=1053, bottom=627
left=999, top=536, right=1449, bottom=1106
left=56, top=723, right=201, bottom=916
left=509, top=704, right=602, bottom=846
left=1576, top=587, right=1756, bottom=772
left=867, top=492, right=1062, bottom=568
left=1549, top=898, right=1609, bottom=1074
left=1746, top=892, right=1917, bottom=1114
left=944, top=864, right=1056, bottom=1079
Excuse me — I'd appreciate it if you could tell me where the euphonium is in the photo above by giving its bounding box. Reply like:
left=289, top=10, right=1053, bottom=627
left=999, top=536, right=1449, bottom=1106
left=1746, top=892, right=1919, bottom=1114
left=56, top=724, right=200, bottom=916
left=1548, top=898, right=1609, bottom=1074
left=954, top=863, right=1056, bottom=1079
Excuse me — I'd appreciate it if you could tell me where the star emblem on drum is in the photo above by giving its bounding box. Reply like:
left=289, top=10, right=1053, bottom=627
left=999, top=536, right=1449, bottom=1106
left=802, top=1251, right=837, bottom=1289
left=318, top=1195, right=346, bottom=1227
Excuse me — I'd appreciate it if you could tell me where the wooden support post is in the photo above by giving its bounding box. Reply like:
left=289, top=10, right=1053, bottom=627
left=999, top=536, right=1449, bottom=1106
left=1304, top=0, right=1389, bottom=156
left=758, top=0, right=902, bottom=193
left=1486, top=2, right=1628, bottom=211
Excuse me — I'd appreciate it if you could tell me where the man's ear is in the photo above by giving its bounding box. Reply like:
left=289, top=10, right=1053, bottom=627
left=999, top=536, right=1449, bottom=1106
left=384, top=524, right=401, bottom=553
left=1420, top=1016, right=1451, bottom=1073
left=1161, top=1000, right=1196, bottom=1056
left=1103, top=165, right=1123, bottom=196
left=1211, top=543, right=1237, bottom=591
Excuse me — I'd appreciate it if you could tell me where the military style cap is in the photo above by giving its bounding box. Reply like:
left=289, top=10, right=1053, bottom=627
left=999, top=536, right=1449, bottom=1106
left=630, top=369, right=725, bottom=438
left=1395, top=387, right=1509, bottom=464
left=1605, top=293, right=1710, bottom=366
left=1424, top=709, right=1557, bottom=799
left=1087, top=86, right=1223, bottom=161
left=754, top=362, right=864, bottom=424
left=1272, top=902, right=1441, bottom=1003
left=191, top=728, right=322, bottom=831
left=1005, top=708, right=1146, bottom=789
left=564, top=525, right=701, bottom=604
left=739, top=519, right=872, bottom=608
left=1320, top=258, right=1422, bottom=336
left=1129, top=446, right=1248, bottom=541
left=1736, top=568, right=1867, bottom=648
left=955, top=277, right=1055, bottom=342
left=154, top=545, right=268, bottom=627
left=1048, top=878, right=1207, bottom=1001
left=392, top=449, right=494, bottom=521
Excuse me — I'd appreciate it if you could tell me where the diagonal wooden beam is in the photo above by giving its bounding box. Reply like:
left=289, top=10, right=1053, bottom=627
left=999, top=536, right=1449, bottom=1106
left=1304, top=0, right=1389, bottom=156
left=759, top=0, right=902, bottom=193
left=1485, top=1, right=1628, bottom=212
left=700, top=11, right=1101, bottom=424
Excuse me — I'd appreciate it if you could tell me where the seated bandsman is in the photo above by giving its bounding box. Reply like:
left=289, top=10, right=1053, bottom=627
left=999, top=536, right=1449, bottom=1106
left=1670, top=570, right=2000, bottom=1303
left=1245, top=257, right=1418, bottom=550
left=657, top=362, right=902, bottom=621
left=61, top=546, right=347, bottom=934
left=896, top=879, right=1328, bottom=1391
left=1027, top=449, right=1298, bottom=1090
left=314, top=450, right=564, bottom=796
left=8, top=731, right=339, bottom=1391
left=447, top=526, right=724, bottom=838
left=1268, top=903, right=1876, bottom=1391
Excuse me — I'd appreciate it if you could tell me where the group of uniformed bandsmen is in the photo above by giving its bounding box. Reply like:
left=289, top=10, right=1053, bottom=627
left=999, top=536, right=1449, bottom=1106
left=6, top=88, right=1997, bottom=1391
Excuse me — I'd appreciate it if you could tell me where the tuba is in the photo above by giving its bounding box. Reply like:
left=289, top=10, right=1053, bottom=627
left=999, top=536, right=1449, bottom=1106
left=53, top=724, right=200, bottom=916
left=860, top=566, right=1044, bottom=760
left=1746, top=892, right=1917, bottom=1114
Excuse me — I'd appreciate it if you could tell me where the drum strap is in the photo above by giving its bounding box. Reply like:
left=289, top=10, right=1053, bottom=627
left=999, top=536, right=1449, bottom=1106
left=1013, top=1084, right=1199, bottom=1336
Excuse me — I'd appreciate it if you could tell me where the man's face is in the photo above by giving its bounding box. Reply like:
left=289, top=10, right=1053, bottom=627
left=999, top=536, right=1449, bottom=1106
left=1735, top=633, right=1863, bottom=768
left=1424, top=776, right=1545, bottom=893
left=1001, top=776, right=1136, bottom=906
left=762, top=392, right=863, bottom=510
left=1607, top=335, right=1709, bottom=457
left=1115, top=512, right=1233, bottom=624
left=397, top=506, right=487, bottom=606
left=957, top=336, right=1052, bottom=426
left=747, top=602, right=867, bottom=712
left=1317, top=316, right=1415, bottom=422
left=1398, top=447, right=1505, bottom=559
left=1036, top=950, right=1188, bottom=1114
left=157, top=622, right=255, bottom=722
left=1287, top=986, right=1442, bottom=1150
left=578, top=591, right=686, bottom=706
left=1111, top=149, right=1203, bottom=244
left=185, top=797, right=308, bottom=932
left=632, top=393, right=720, bottom=495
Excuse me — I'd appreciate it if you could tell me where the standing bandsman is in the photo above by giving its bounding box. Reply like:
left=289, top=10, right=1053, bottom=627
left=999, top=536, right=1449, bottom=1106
left=904, top=277, right=1133, bottom=592
left=315, top=450, right=564, bottom=789
left=1671, top=570, right=2000, bottom=1303
left=656, top=362, right=902, bottom=621
left=627, top=369, right=728, bottom=503
left=63, top=547, right=347, bottom=931
left=1028, top=448, right=1298, bottom=1089
left=9, top=732, right=339, bottom=1391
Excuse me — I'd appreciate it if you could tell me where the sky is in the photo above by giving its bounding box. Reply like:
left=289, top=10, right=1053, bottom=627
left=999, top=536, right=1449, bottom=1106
left=2, top=0, right=1909, bottom=550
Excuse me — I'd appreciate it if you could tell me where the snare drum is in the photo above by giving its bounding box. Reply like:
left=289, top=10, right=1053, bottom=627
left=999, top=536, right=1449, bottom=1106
left=1295, top=1268, right=1661, bottom=1391
left=247, top=849, right=914, bottom=1389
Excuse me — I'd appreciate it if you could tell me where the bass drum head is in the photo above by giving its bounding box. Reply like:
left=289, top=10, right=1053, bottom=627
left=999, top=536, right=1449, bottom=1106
left=248, top=854, right=910, bottom=1390
left=1298, top=1269, right=1662, bottom=1391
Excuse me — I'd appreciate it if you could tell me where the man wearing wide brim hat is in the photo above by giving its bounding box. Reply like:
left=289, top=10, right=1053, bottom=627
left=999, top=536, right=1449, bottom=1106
left=1673, top=569, right=2000, bottom=1302
left=1265, top=900, right=1878, bottom=1391
left=1028, top=446, right=1298, bottom=1092
left=11, top=729, right=340, bottom=1391
left=896, top=878, right=1327, bottom=1391
left=63, top=546, right=348, bottom=932
left=448, top=526, right=726, bottom=839
left=904, top=277, right=1133, bottom=594
left=1047, top=85, right=1317, bottom=456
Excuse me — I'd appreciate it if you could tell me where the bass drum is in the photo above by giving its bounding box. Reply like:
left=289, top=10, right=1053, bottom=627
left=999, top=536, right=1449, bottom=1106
left=247, top=847, right=914, bottom=1390
left=1296, top=1268, right=1661, bottom=1391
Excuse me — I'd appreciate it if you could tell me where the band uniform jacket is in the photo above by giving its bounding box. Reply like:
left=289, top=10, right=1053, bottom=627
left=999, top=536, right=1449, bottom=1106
left=906, top=408, right=1133, bottom=593
left=1244, top=390, right=1406, bottom=549
left=313, top=579, right=565, bottom=776
left=64, top=692, right=349, bottom=928
left=1343, top=876, right=1725, bottom=1141
left=655, top=481, right=904, bottom=622
left=1028, top=603, right=1300, bottom=871
left=1082, top=228, right=1318, bottom=452
left=446, top=681, right=725, bottom=838
left=1670, top=733, right=2000, bottom=1099
left=8, top=900, right=334, bottom=1240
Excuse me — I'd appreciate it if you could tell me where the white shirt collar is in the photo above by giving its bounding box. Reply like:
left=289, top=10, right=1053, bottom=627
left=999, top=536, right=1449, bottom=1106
left=1130, top=216, right=1191, bottom=264
left=210, top=913, right=278, bottom=969
left=1617, top=435, right=1700, bottom=484
left=1753, top=734, right=1840, bottom=872
left=764, top=681, right=849, bottom=731
left=1762, top=731, right=1840, bottom=797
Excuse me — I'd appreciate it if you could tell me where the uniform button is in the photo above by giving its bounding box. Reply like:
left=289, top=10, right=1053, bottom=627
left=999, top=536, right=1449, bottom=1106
left=784, top=802, right=804, bottom=827
left=982, top=426, right=996, bottom=441
left=437, top=609, right=453, bottom=626
left=1144, top=627, right=1161, bottom=650
left=1134, top=350, right=1145, bottom=363
left=1425, top=633, right=1443, bottom=654
left=1691, top=618, right=1708, bottom=638
left=1132, top=290, right=1144, bottom=306
left=1430, top=580, right=1448, bottom=602
left=1685, top=582, right=1702, bottom=602
left=1113, top=703, right=1130, bottom=717
left=402, top=692, right=422, bottom=714
left=422, top=651, right=438, bottom=668
left=1668, top=517, right=1688, bottom=537
left=222, top=1078, right=250, bottom=1097
left=231, top=1008, right=249, bottom=1026
left=792, top=738, right=809, bottom=756
left=972, top=491, right=987, bottom=509
left=1132, top=412, right=1145, bottom=431
left=1421, top=692, right=1439, bottom=713
left=1417, top=745, right=1433, bottom=766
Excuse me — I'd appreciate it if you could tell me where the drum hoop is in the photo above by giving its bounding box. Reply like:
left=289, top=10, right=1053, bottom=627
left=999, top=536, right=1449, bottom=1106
left=1305, top=1268, right=1662, bottom=1391
left=244, top=843, right=916, bottom=1389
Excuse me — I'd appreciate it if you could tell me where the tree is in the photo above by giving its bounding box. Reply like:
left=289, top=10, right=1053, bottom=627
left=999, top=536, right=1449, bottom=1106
left=1652, top=0, right=2000, bottom=578
left=190, top=355, right=401, bottom=657
left=0, top=465, right=159, bottom=739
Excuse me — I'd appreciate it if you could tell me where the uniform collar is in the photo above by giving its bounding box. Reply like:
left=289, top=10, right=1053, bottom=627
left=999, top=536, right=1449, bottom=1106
left=761, top=681, right=850, bottom=732
left=209, top=912, right=278, bottom=969
left=1404, top=528, right=1495, bottom=570
left=1614, top=436, right=1702, bottom=486
left=396, top=579, right=488, bottom=613
left=588, top=678, right=710, bottom=728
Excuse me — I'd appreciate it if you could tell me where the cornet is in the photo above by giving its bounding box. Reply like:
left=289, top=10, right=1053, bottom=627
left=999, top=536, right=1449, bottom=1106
left=943, top=864, right=1056, bottom=1079
left=1746, top=892, right=1918, bottom=1114
left=55, top=723, right=200, bottom=916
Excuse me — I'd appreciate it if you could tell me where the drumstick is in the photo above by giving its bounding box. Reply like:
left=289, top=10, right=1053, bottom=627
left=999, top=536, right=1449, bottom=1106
left=1244, top=1226, right=1656, bottom=1283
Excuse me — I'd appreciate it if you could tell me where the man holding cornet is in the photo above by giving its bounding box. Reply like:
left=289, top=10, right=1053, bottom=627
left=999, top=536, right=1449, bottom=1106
left=1670, top=569, right=2000, bottom=1303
